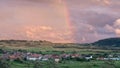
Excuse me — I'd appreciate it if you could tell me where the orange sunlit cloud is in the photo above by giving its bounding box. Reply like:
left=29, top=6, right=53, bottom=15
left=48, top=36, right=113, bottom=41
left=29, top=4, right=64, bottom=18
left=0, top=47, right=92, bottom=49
left=0, top=0, right=73, bottom=43
left=0, top=0, right=120, bottom=43
left=23, top=25, right=73, bottom=43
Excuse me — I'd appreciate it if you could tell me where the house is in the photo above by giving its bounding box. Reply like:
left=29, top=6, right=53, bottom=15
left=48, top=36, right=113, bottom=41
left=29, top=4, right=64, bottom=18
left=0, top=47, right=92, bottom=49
left=0, top=54, right=9, bottom=60
left=97, top=57, right=104, bottom=60
left=60, top=54, right=71, bottom=59
left=55, top=58, right=60, bottom=63
left=9, top=55, right=17, bottom=61
left=51, top=54, right=61, bottom=63
left=42, top=55, right=52, bottom=61
left=70, top=54, right=80, bottom=59
left=8, top=52, right=26, bottom=61
left=104, top=58, right=120, bottom=61
left=26, top=53, right=42, bottom=61
left=85, top=55, right=93, bottom=60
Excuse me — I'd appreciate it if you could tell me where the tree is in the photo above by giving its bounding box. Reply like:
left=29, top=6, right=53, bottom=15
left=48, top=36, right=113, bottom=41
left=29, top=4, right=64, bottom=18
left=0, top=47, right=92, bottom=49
left=25, top=61, right=31, bottom=68
left=33, top=60, right=59, bottom=68
left=102, top=61, right=116, bottom=68
left=33, top=61, right=43, bottom=68
left=0, top=60, right=11, bottom=68
left=46, top=60, right=59, bottom=68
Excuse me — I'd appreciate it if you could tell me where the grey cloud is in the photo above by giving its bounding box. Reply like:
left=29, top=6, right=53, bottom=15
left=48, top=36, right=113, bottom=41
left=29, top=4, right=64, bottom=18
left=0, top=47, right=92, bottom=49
left=67, top=0, right=120, bottom=43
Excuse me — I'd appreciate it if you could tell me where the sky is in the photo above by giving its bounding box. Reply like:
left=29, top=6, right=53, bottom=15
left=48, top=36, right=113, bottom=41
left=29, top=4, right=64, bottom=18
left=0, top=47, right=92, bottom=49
left=0, top=0, right=120, bottom=43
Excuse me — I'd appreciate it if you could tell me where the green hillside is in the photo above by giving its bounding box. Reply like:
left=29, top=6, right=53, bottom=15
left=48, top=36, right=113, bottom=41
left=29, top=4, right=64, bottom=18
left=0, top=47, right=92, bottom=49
left=92, top=37, right=120, bottom=47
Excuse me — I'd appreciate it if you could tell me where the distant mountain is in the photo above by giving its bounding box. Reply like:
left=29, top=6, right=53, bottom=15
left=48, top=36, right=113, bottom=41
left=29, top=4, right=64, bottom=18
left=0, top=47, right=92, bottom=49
left=92, top=37, right=120, bottom=47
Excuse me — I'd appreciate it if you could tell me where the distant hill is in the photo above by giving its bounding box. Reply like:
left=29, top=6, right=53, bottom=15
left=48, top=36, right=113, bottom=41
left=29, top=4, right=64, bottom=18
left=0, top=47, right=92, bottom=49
left=92, top=37, right=120, bottom=47
left=0, top=40, right=75, bottom=47
left=0, top=40, right=54, bottom=47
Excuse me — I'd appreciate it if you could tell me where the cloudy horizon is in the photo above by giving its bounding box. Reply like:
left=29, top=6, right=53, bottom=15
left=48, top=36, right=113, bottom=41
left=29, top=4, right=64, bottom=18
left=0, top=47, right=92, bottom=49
left=0, top=0, right=120, bottom=43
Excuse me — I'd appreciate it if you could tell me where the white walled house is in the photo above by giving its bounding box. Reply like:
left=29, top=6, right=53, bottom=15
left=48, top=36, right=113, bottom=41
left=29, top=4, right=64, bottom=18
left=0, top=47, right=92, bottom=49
left=85, top=56, right=93, bottom=60
left=26, top=54, right=42, bottom=61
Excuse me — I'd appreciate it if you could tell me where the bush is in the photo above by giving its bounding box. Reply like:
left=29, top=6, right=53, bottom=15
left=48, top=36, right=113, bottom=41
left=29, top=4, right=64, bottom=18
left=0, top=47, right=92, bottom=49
left=14, top=58, right=25, bottom=63
left=0, top=60, right=11, bottom=68
left=46, top=60, right=59, bottom=68
left=33, top=61, right=43, bottom=68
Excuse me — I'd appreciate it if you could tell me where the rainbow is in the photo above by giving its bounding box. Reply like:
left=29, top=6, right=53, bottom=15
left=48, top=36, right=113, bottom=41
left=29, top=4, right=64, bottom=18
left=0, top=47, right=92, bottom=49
left=62, top=0, right=74, bottom=41
left=61, top=0, right=72, bottom=30
left=53, top=0, right=73, bottom=32
left=52, top=0, right=74, bottom=42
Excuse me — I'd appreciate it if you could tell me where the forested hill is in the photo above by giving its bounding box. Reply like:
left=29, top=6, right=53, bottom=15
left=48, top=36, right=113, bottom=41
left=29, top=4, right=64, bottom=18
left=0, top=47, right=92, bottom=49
left=92, top=37, right=120, bottom=47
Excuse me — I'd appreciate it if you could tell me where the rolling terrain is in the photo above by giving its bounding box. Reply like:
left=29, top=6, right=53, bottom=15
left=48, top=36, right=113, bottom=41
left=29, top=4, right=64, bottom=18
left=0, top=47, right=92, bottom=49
left=0, top=37, right=120, bottom=54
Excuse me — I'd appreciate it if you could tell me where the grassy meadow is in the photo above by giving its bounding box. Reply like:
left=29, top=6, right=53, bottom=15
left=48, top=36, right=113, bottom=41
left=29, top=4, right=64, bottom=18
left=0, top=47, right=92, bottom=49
left=8, top=60, right=120, bottom=68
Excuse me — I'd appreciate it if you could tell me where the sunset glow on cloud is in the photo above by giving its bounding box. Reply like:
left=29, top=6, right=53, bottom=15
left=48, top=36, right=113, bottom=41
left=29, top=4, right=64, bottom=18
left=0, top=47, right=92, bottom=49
left=0, top=0, right=120, bottom=43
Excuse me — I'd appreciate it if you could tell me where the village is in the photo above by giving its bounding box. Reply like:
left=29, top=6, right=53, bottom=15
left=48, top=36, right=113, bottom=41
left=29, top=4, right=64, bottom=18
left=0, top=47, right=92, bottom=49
left=0, top=49, right=120, bottom=63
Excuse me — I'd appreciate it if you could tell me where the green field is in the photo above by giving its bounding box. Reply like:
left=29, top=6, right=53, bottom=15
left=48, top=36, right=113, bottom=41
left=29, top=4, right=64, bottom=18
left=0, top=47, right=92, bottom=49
left=1, top=45, right=117, bottom=54
left=7, top=60, right=120, bottom=68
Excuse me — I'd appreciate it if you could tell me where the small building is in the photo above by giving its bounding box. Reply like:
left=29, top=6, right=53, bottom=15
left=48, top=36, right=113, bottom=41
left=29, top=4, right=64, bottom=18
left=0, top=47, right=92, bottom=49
left=51, top=54, right=61, bottom=63
left=42, top=55, right=52, bottom=61
left=55, top=58, right=60, bottom=63
left=104, top=58, right=120, bottom=61
left=26, top=54, right=42, bottom=61
left=85, top=55, right=93, bottom=60
left=70, top=54, right=80, bottom=58
left=61, top=54, right=71, bottom=59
